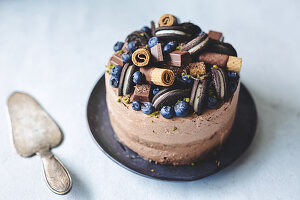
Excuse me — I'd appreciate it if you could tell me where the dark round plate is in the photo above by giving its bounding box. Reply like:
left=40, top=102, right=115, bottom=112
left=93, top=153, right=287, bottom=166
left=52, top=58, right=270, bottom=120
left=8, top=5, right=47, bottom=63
left=87, top=75, right=257, bottom=181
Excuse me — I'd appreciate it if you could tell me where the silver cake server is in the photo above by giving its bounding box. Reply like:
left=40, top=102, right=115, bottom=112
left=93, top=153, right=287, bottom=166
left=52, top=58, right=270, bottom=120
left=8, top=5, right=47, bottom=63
left=7, top=92, right=72, bottom=195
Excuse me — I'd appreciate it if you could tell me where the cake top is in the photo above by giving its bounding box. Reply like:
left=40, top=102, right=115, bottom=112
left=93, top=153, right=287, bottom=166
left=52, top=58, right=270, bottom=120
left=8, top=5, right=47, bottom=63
left=106, top=14, right=242, bottom=119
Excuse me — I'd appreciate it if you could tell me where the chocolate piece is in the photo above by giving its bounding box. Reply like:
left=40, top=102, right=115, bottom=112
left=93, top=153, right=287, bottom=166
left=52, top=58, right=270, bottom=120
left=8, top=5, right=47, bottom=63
left=199, top=52, right=229, bottom=67
left=159, top=14, right=178, bottom=27
left=151, top=21, right=156, bottom=36
left=208, top=30, right=224, bottom=42
left=211, top=67, right=228, bottom=101
left=152, top=89, right=188, bottom=110
left=190, top=79, right=209, bottom=115
left=118, top=63, right=130, bottom=96
left=132, top=48, right=151, bottom=67
left=122, top=65, right=137, bottom=95
left=188, top=62, right=206, bottom=77
left=140, top=67, right=175, bottom=86
left=167, top=50, right=191, bottom=67
left=180, top=33, right=210, bottom=55
left=110, top=51, right=124, bottom=66
left=169, top=66, right=185, bottom=75
left=150, top=43, right=164, bottom=62
left=130, top=84, right=151, bottom=102
left=205, top=40, right=237, bottom=56
left=227, top=56, right=242, bottom=73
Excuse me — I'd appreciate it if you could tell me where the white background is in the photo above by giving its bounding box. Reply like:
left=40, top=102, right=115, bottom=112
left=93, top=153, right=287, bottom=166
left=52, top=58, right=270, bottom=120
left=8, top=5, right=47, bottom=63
left=0, top=0, right=299, bottom=199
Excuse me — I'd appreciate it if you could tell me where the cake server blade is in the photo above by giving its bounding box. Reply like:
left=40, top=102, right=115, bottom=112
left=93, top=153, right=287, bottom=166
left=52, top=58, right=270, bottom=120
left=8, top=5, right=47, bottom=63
left=7, top=92, right=72, bottom=195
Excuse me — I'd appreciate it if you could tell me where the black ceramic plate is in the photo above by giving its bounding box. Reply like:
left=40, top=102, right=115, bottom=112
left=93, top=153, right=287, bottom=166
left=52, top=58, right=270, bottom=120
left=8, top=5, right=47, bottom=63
left=87, top=75, right=257, bottom=181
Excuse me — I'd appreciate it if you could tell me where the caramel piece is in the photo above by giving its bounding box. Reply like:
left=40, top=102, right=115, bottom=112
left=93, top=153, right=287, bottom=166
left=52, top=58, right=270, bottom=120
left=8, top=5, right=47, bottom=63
left=159, top=14, right=177, bottom=27
left=110, top=51, right=124, bottom=66
left=130, top=84, right=151, bottom=102
left=150, top=43, right=164, bottom=62
left=208, top=30, right=224, bottom=42
left=132, top=48, right=151, bottom=67
left=227, top=56, right=242, bottom=73
left=168, top=50, right=191, bottom=67
left=188, top=62, right=206, bottom=77
left=199, top=52, right=229, bottom=67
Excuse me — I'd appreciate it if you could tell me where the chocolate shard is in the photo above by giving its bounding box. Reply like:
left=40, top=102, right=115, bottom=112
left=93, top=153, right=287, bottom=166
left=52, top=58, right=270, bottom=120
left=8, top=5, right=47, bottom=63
left=130, top=84, right=151, bottom=103
left=167, top=50, right=191, bottom=67
left=199, top=52, right=229, bottom=67
left=110, top=51, right=124, bottom=66
left=208, top=30, right=224, bottom=42
left=150, top=43, right=164, bottom=62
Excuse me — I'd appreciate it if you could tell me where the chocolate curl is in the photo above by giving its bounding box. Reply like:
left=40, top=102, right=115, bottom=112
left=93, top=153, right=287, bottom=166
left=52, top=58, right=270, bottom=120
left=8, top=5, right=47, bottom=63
left=132, top=48, right=151, bottom=67
left=151, top=68, right=175, bottom=86
left=159, top=14, right=177, bottom=27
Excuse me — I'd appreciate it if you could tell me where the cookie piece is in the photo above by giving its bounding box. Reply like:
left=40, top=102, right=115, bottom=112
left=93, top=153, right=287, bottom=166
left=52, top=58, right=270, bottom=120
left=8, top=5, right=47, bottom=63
left=211, top=67, right=228, bottom=101
left=122, top=65, right=137, bottom=95
left=118, top=63, right=130, bottom=96
left=152, top=89, right=188, bottom=110
left=205, top=40, right=237, bottom=56
left=180, top=33, right=210, bottom=55
left=154, top=26, right=190, bottom=42
left=190, top=79, right=209, bottom=115
left=126, top=30, right=151, bottom=47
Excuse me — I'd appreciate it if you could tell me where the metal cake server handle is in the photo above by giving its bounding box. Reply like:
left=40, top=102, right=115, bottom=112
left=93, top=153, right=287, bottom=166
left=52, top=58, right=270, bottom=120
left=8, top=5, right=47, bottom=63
left=38, top=149, right=72, bottom=194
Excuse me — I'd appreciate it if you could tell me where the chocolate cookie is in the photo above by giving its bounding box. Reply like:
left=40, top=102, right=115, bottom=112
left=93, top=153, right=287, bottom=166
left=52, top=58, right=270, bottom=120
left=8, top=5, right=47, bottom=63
left=180, top=33, right=210, bottom=55
left=205, top=40, right=237, bottom=56
left=190, top=79, right=209, bottom=115
left=122, top=65, right=137, bottom=95
left=118, top=63, right=129, bottom=96
left=211, top=67, right=228, bottom=101
left=152, top=89, right=188, bottom=110
left=126, top=30, right=151, bottom=46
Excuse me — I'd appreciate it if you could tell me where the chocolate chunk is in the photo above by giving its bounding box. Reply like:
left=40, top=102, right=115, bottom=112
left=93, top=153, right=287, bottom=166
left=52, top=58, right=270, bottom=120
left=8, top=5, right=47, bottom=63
left=199, top=52, right=229, bottom=67
left=151, top=21, right=156, bottom=36
left=118, top=63, right=129, bottom=96
left=152, top=89, right=188, bottom=110
left=150, top=43, right=164, bottom=62
left=187, top=62, right=206, bottom=77
left=167, top=50, right=191, bottom=67
left=208, top=30, right=224, bottom=42
left=211, top=67, right=228, bottom=101
left=110, top=51, right=124, bottom=66
left=130, top=84, right=151, bottom=102
left=169, top=66, right=185, bottom=76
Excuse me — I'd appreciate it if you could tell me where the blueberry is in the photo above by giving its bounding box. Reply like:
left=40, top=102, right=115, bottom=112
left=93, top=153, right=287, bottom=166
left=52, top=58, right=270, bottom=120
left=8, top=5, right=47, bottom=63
left=110, top=65, right=122, bottom=77
left=127, top=41, right=137, bottom=52
left=207, top=96, right=218, bottom=109
left=110, top=76, right=119, bottom=88
left=141, top=102, right=154, bottom=114
left=133, top=71, right=143, bottom=84
left=227, top=71, right=239, bottom=81
left=163, top=44, right=175, bottom=54
left=153, top=87, right=160, bottom=96
left=148, top=37, right=158, bottom=48
left=161, top=106, right=175, bottom=119
left=168, top=41, right=177, bottom=48
left=141, top=26, right=151, bottom=34
left=174, top=101, right=190, bottom=117
left=113, top=41, right=124, bottom=52
left=122, top=52, right=131, bottom=63
left=229, top=81, right=238, bottom=94
left=131, top=100, right=141, bottom=111
left=182, top=75, right=193, bottom=84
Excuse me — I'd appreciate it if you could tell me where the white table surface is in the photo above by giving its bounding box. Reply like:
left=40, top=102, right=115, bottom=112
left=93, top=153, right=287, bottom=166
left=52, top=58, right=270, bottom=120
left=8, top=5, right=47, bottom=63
left=0, top=0, right=299, bottom=199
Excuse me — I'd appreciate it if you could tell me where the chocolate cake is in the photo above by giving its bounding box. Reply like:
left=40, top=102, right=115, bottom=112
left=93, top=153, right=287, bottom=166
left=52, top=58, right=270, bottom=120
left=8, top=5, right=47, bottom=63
left=104, top=14, right=242, bottom=165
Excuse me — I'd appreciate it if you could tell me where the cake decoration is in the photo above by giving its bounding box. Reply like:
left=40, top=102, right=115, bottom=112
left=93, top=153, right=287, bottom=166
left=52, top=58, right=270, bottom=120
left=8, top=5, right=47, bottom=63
left=107, top=14, right=243, bottom=119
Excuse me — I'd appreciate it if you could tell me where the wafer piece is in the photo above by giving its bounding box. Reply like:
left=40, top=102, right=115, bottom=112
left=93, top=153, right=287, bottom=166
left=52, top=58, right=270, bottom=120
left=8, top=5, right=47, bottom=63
left=132, top=48, right=151, bottom=67
left=159, top=14, right=177, bottom=27
left=227, top=56, right=242, bottom=73
left=188, top=62, right=206, bottom=77
left=151, top=68, right=175, bottom=86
